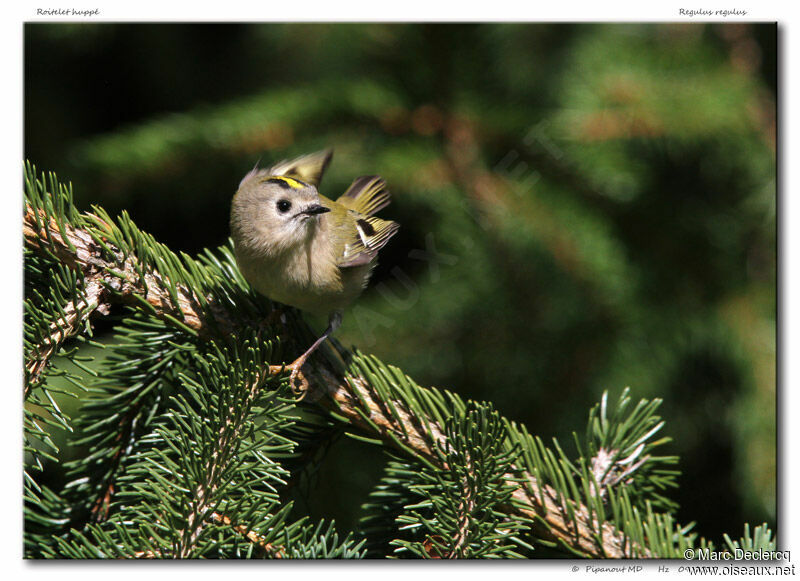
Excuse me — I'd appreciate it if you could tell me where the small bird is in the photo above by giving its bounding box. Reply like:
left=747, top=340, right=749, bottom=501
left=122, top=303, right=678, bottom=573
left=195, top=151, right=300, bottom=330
left=230, top=150, right=399, bottom=390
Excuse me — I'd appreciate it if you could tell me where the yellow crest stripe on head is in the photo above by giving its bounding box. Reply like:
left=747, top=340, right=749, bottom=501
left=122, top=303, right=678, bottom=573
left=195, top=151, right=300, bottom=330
left=264, top=175, right=306, bottom=189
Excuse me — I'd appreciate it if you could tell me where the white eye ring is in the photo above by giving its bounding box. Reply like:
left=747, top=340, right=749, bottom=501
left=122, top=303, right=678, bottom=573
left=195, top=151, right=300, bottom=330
left=277, top=199, right=292, bottom=213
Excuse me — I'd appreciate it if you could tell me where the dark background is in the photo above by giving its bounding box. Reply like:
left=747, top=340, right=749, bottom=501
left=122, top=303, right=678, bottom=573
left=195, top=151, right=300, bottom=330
left=25, top=22, right=776, bottom=544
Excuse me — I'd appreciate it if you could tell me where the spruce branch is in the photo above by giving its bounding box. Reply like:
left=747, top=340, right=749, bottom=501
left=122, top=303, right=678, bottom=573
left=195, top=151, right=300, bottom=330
left=208, top=511, right=286, bottom=558
left=23, top=204, right=213, bottom=336
left=24, top=276, right=108, bottom=397
left=390, top=402, right=532, bottom=559
left=174, top=352, right=268, bottom=558
left=24, top=198, right=643, bottom=558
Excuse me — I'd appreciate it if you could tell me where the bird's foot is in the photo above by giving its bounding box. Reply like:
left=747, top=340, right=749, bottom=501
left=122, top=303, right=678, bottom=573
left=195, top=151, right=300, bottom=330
left=268, top=357, right=310, bottom=398
left=266, top=311, right=340, bottom=399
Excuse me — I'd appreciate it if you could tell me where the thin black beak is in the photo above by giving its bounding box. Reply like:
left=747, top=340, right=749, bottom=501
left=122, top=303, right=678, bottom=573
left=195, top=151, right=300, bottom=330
left=302, top=204, right=331, bottom=216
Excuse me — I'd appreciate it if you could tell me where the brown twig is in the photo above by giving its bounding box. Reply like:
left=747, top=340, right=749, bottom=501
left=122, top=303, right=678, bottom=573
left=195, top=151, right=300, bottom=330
left=176, top=355, right=267, bottom=557
left=88, top=402, right=144, bottom=522
left=24, top=277, right=109, bottom=399
left=208, top=512, right=286, bottom=558
left=23, top=205, right=227, bottom=337
left=24, top=203, right=643, bottom=558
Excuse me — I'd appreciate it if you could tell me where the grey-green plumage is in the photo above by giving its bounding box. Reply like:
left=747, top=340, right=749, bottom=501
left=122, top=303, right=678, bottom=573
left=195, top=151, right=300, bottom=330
left=231, top=149, right=399, bottom=315
left=230, top=150, right=399, bottom=386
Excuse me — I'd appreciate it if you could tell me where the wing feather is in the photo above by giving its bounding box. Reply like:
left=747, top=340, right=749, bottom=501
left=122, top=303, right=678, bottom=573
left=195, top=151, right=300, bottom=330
left=338, top=215, right=400, bottom=269
left=266, top=149, right=333, bottom=188
left=337, top=176, right=392, bottom=216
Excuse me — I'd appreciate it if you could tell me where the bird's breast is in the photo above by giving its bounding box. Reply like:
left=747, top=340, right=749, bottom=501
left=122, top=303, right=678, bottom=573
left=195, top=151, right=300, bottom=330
left=236, top=230, right=364, bottom=315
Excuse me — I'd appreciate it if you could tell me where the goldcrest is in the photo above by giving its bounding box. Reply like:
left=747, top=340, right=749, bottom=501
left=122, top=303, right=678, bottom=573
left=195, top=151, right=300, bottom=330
left=230, top=150, right=399, bottom=386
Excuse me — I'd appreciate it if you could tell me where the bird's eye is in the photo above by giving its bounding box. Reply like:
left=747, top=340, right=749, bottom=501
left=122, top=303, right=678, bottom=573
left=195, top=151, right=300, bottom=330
left=277, top=199, right=292, bottom=213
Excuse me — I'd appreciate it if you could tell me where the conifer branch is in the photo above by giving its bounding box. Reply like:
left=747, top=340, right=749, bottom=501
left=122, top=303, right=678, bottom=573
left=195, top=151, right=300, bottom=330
left=323, top=367, right=638, bottom=557
left=87, top=406, right=137, bottom=522
left=319, top=371, right=642, bottom=556
left=24, top=277, right=108, bottom=398
left=24, top=201, right=641, bottom=558
left=175, top=366, right=265, bottom=557
left=450, top=470, right=477, bottom=558
left=23, top=204, right=220, bottom=337
left=208, top=512, right=286, bottom=558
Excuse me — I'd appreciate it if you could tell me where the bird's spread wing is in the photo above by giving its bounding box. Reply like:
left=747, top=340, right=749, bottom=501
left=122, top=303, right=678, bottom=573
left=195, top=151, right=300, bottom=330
left=337, top=175, right=392, bottom=216
left=335, top=175, right=399, bottom=268
left=338, top=214, right=400, bottom=268
left=266, top=149, right=333, bottom=188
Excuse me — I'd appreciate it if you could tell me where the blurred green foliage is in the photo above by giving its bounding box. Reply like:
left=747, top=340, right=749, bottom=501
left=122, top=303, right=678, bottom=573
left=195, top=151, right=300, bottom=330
left=25, top=22, right=775, bottom=540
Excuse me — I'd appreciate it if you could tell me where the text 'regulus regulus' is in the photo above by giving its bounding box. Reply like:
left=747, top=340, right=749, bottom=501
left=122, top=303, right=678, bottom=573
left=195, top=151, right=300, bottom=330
left=230, top=149, right=399, bottom=390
